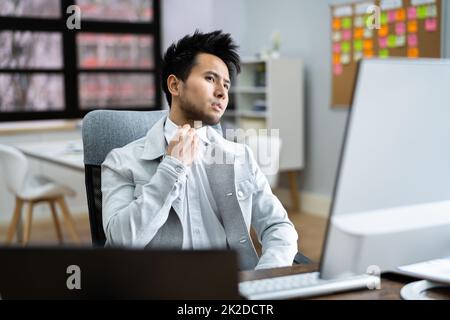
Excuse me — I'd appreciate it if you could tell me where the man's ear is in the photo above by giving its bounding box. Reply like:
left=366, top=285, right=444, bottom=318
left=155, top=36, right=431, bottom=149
left=167, top=75, right=181, bottom=97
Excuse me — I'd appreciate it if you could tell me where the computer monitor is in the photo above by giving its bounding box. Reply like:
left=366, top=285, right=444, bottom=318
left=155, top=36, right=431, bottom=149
left=320, top=59, right=450, bottom=280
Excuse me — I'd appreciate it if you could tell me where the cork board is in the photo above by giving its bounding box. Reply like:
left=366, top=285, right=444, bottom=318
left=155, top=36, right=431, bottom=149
left=331, top=0, right=442, bottom=107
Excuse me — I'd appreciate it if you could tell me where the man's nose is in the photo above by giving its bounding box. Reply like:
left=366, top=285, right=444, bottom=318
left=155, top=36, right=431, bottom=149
left=215, top=85, right=226, bottom=99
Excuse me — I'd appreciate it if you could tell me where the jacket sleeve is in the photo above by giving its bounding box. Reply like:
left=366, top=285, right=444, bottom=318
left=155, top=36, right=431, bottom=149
left=245, top=146, right=299, bottom=270
left=101, top=150, right=186, bottom=247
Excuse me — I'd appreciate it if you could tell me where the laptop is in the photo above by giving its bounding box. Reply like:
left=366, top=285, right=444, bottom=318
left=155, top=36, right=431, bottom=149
left=0, top=247, right=240, bottom=299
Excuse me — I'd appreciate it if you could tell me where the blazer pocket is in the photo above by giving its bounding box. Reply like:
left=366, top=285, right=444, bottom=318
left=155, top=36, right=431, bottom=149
left=236, top=179, right=257, bottom=200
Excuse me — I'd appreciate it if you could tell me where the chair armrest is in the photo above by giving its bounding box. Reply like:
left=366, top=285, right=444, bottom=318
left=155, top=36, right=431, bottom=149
left=293, top=251, right=313, bottom=265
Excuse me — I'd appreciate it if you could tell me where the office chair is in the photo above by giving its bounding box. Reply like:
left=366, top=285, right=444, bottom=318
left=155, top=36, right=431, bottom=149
left=81, top=109, right=311, bottom=264
left=82, top=110, right=169, bottom=246
left=0, top=144, right=80, bottom=245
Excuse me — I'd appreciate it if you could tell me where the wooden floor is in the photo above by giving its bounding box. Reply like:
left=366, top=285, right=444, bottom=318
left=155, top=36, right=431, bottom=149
left=0, top=211, right=327, bottom=262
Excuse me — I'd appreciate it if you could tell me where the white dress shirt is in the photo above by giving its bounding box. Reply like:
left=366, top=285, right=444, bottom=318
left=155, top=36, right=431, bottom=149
left=163, top=117, right=228, bottom=249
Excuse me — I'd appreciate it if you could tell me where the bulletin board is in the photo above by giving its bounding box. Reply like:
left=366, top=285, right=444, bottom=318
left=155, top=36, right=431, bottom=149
left=331, top=0, right=443, bottom=107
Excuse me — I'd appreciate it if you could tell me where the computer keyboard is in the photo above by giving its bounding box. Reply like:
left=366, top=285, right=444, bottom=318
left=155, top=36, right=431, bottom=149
left=239, top=272, right=380, bottom=300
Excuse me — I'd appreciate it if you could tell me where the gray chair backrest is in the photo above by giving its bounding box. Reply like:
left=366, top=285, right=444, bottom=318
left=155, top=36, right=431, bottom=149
left=83, top=110, right=169, bottom=166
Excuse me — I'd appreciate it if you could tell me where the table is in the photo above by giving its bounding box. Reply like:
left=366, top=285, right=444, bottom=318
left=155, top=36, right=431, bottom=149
left=240, top=264, right=450, bottom=300
left=14, top=139, right=84, bottom=172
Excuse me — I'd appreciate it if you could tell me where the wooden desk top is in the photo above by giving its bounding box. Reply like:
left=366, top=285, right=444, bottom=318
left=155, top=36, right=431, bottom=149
left=0, top=119, right=80, bottom=135
left=239, top=264, right=430, bottom=300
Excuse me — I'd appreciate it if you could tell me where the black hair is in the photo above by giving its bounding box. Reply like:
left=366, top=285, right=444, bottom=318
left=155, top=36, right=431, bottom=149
left=161, top=30, right=241, bottom=106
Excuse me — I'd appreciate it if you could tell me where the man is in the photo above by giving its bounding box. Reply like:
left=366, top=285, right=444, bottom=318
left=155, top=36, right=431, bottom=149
left=101, top=30, right=298, bottom=270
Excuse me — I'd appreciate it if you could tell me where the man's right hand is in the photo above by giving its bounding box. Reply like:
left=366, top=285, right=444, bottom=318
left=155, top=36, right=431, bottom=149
left=166, top=124, right=199, bottom=166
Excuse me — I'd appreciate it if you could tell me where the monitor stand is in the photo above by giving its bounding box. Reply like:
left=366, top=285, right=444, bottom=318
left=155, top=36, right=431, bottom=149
left=401, top=280, right=450, bottom=300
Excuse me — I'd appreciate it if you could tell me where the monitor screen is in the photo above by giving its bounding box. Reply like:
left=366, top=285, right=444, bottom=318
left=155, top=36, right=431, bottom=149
left=320, top=59, right=450, bottom=279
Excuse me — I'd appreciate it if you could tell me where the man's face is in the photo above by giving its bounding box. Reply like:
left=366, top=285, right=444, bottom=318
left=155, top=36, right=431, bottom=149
left=177, top=53, right=231, bottom=126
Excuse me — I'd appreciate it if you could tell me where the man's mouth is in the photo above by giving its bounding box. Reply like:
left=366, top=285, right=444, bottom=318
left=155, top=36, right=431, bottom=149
left=211, top=102, right=223, bottom=111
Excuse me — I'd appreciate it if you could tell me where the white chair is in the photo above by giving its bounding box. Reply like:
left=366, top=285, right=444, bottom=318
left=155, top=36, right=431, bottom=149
left=245, top=134, right=282, bottom=188
left=0, top=144, right=80, bottom=245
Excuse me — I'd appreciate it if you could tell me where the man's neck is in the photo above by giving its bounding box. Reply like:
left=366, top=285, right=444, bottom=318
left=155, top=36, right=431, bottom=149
left=168, top=109, right=203, bottom=128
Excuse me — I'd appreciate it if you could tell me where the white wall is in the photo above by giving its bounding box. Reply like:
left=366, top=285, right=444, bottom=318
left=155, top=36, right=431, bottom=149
left=161, top=0, right=245, bottom=108
left=161, top=0, right=245, bottom=52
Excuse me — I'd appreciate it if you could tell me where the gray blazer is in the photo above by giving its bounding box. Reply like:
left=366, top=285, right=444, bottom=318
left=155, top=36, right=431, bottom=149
left=101, top=116, right=298, bottom=270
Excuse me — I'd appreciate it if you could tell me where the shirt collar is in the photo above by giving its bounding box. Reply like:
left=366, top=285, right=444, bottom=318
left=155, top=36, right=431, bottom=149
left=164, top=116, right=211, bottom=146
left=140, top=115, right=223, bottom=161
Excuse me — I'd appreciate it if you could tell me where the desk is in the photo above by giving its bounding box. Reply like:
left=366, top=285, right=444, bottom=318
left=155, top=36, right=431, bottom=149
left=239, top=264, right=438, bottom=300
left=14, top=139, right=84, bottom=172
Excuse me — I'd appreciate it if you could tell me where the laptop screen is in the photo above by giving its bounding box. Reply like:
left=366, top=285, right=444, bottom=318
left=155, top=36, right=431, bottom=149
left=0, top=247, right=240, bottom=299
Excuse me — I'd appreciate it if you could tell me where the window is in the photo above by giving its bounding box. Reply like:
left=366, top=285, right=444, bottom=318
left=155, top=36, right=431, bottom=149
left=0, top=0, right=161, bottom=122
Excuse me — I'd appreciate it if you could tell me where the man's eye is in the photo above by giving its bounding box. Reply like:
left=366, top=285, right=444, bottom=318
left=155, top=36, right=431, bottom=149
left=205, top=76, right=213, bottom=81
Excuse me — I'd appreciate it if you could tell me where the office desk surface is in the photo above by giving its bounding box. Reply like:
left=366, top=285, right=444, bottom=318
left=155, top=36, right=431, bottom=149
left=14, top=139, right=84, bottom=171
left=240, top=264, right=430, bottom=300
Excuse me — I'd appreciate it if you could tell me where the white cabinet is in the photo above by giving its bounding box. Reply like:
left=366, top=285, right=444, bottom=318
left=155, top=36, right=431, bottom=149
left=222, top=57, right=305, bottom=171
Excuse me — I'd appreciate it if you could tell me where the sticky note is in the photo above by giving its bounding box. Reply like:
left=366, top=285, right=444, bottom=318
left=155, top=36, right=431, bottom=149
left=396, top=22, right=406, bottom=35
left=333, top=31, right=342, bottom=42
left=387, top=35, right=397, bottom=48
left=341, top=54, right=351, bottom=65
left=333, top=54, right=341, bottom=65
left=354, top=40, right=363, bottom=52
left=396, top=35, right=406, bottom=47
left=378, top=25, right=389, bottom=37
left=333, top=18, right=341, bottom=30
left=427, top=5, right=437, bottom=18
left=408, top=20, right=418, bottom=33
left=342, top=18, right=352, bottom=29
left=408, top=34, right=418, bottom=47
left=354, top=16, right=364, bottom=28
left=407, top=7, right=417, bottom=20
left=396, top=9, right=406, bottom=22
left=363, top=50, right=374, bottom=58
left=388, top=10, right=396, bottom=23
left=379, top=37, right=388, bottom=49
left=342, top=30, right=352, bottom=41
left=363, top=28, right=373, bottom=39
left=425, top=18, right=437, bottom=32
left=379, top=49, right=389, bottom=58
left=408, top=47, right=419, bottom=58
left=354, top=51, right=363, bottom=61
left=417, top=6, right=427, bottom=19
left=334, top=64, right=343, bottom=76
left=380, top=12, right=388, bottom=25
left=354, top=28, right=364, bottom=39
left=333, top=43, right=341, bottom=53
left=363, top=40, right=373, bottom=51
left=341, top=41, right=351, bottom=53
